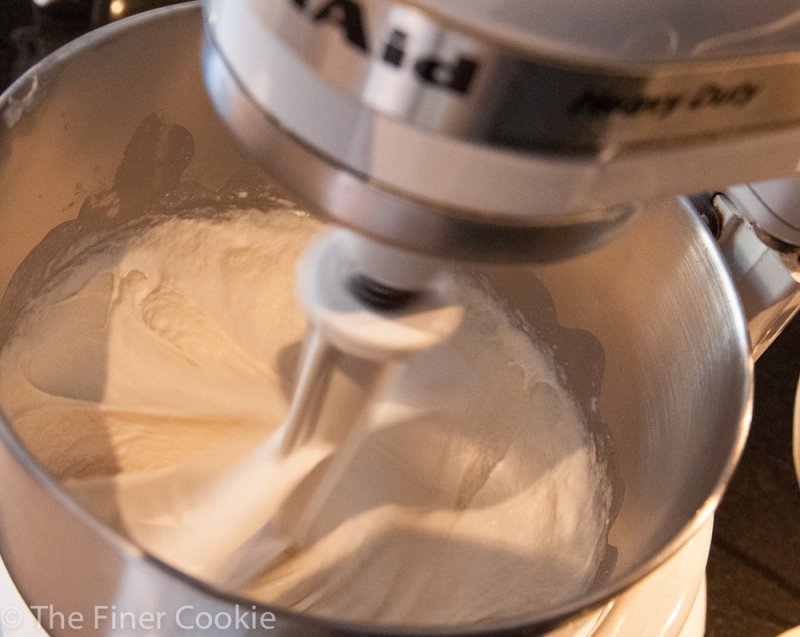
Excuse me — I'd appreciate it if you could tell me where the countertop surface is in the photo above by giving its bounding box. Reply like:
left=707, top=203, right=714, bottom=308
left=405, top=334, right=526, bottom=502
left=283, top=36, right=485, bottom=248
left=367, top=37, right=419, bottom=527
left=2, top=2, right=800, bottom=636
left=708, top=316, right=800, bottom=636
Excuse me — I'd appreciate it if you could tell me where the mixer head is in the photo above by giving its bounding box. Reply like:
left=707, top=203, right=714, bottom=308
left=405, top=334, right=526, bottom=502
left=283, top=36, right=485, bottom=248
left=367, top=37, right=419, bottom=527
left=201, top=0, right=800, bottom=263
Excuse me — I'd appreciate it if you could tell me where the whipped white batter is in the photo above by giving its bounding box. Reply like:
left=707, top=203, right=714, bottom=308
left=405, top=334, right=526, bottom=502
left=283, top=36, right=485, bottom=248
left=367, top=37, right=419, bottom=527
left=0, top=207, right=611, bottom=627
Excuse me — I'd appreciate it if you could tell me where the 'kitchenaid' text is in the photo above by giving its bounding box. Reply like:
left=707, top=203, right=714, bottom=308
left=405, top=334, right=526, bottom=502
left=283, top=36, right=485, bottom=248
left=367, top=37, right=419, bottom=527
left=290, top=0, right=480, bottom=94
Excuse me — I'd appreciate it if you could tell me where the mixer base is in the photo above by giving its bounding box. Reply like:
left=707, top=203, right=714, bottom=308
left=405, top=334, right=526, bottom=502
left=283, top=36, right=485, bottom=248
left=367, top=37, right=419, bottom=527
left=683, top=576, right=707, bottom=637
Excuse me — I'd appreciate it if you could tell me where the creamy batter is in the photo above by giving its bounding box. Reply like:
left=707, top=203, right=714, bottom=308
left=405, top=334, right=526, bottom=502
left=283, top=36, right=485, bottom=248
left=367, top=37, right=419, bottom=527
left=0, top=207, right=611, bottom=626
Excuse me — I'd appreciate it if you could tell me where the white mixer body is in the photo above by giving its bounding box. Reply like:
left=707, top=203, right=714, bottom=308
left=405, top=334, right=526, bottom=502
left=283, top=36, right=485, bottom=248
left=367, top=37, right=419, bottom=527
left=203, top=0, right=800, bottom=260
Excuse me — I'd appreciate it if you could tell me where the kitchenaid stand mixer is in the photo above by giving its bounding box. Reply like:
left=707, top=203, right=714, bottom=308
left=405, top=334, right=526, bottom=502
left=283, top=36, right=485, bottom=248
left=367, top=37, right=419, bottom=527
left=0, top=2, right=800, bottom=635
left=201, top=0, right=800, bottom=356
left=201, top=0, right=800, bottom=259
left=199, top=0, right=800, bottom=632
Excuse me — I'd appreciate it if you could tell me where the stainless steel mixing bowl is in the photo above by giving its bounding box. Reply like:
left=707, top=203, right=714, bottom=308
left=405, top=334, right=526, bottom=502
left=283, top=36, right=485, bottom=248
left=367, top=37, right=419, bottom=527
left=0, top=4, right=751, bottom=636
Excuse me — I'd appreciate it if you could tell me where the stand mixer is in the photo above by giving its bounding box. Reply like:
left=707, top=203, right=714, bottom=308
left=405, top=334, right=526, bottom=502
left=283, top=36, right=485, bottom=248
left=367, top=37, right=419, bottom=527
left=200, top=2, right=800, bottom=629
left=202, top=0, right=800, bottom=632
left=202, top=0, right=800, bottom=257
left=1, top=1, right=800, bottom=635
left=201, top=0, right=800, bottom=365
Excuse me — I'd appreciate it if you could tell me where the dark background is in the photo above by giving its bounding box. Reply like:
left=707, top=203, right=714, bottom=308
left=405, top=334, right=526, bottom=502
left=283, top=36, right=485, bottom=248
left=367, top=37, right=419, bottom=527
left=2, top=1, right=800, bottom=635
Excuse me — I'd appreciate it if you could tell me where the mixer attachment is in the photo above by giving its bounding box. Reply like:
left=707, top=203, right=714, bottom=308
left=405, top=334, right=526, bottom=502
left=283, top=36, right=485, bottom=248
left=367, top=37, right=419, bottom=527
left=99, top=229, right=464, bottom=589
